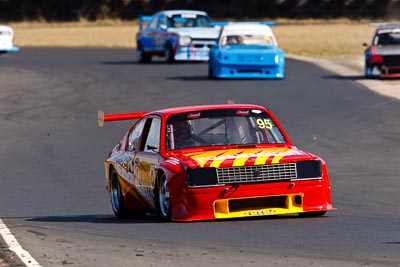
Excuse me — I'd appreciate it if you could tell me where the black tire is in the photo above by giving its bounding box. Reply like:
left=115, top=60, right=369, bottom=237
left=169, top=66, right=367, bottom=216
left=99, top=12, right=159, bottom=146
left=137, top=43, right=151, bottom=63
left=298, top=211, right=327, bottom=217
left=110, top=169, right=128, bottom=218
left=155, top=174, right=171, bottom=221
left=165, top=42, right=175, bottom=63
left=208, top=67, right=213, bottom=78
left=365, top=61, right=370, bottom=78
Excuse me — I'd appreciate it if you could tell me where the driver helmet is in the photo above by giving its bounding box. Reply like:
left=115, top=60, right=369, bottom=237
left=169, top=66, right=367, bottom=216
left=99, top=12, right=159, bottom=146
left=173, top=120, right=193, bottom=146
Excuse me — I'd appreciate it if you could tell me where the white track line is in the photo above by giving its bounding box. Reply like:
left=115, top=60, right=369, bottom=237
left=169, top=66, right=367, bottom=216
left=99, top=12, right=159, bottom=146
left=0, top=219, right=41, bottom=267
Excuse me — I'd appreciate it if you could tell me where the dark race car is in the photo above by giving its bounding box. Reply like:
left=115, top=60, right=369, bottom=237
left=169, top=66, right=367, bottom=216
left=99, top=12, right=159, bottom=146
left=364, top=24, right=400, bottom=78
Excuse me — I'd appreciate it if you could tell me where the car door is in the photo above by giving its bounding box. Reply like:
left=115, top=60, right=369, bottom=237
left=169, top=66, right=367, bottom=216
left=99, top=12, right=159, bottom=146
left=154, top=14, right=169, bottom=51
left=140, top=14, right=159, bottom=52
left=134, top=116, right=162, bottom=208
left=120, top=118, right=147, bottom=185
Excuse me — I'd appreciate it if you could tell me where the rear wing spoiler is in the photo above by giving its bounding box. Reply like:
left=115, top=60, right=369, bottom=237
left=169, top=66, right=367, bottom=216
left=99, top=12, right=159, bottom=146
left=98, top=110, right=148, bottom=127
left=213, top=21, right=276, bottom=27
left=139, top=15, right=152, bottom=30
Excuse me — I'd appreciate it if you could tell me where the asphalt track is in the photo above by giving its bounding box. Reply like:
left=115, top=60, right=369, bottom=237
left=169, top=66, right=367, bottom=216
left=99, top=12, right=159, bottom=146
left=0, top=48, right=399, bottom=267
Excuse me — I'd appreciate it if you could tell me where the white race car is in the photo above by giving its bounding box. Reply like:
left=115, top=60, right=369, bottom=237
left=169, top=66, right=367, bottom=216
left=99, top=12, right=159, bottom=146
left=136, top=10, right=221, bottom=63
left=0, top=25, right=20, bottom=54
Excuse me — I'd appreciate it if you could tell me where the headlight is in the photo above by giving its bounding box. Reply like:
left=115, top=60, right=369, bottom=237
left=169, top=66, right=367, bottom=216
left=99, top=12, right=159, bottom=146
left=179, top=36, right=191, bottom=46
left=187, top=168, right=218, bottom=187
left=295, top=160, right=322, bottom=179
left=274, top=55, right=279, bottom=64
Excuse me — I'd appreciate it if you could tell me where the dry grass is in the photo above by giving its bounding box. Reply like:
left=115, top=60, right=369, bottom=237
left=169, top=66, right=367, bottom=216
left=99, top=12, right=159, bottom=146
left=9, top=20, right=137, bottom=48
left=7, top=19, right=396, bottom=57
left=274, top=23, right=374, bottom=57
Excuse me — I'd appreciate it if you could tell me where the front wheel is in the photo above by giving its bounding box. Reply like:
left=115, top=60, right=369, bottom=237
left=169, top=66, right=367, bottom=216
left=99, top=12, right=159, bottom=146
left=155, top=174, right=171, bottom=221
left=165, top=43, right=175, bottom=63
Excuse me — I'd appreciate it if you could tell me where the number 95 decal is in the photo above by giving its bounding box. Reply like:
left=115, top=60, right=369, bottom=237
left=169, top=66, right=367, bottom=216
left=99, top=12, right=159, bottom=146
left=256, top=118, right=273, bottom=129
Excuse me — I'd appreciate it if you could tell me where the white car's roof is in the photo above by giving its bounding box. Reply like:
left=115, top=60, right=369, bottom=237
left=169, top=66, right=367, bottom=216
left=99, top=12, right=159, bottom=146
left=0, top=25, right=13, bottom=33
left=222, top=23, right=274, bottom=36
left=157, top=10, right=209, bottom=17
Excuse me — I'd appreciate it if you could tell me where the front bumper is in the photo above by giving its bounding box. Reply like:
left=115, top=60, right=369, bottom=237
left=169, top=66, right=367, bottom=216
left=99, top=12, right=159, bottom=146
left=365, top=55, right=400, bottom=78
left=170, top=180, right=334, bottom=221
left=212, top=64, right=285, bottom=79
left=174, top=45, right=211, bottom=61
left=0, top=46, right=19, bottom=53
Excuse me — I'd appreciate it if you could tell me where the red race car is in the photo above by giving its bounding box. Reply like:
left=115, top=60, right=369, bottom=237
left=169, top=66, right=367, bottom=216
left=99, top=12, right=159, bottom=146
left=99, top=104, right=334, bottom=221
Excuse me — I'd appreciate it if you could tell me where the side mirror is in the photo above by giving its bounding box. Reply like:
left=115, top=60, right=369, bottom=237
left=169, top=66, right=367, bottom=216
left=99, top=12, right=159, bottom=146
left=147, top=144, right=159, bottom=152
left=362, top=43, right=368, bottom=47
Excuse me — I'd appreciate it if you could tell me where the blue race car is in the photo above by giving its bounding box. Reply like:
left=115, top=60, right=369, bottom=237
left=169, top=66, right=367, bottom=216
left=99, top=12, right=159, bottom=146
left=208, top=22, right=285, bottom=79
left=0, top=25, right=19, bottom=54
left=136, top=10, right=221, bottom=63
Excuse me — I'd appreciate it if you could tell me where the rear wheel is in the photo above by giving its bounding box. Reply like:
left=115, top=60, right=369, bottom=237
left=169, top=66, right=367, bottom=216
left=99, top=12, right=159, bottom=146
left=155, top=174, right=171, bottom=221
left=137, top=43, right=151, bottom=63
left=110, top=170, right=128, bottom=218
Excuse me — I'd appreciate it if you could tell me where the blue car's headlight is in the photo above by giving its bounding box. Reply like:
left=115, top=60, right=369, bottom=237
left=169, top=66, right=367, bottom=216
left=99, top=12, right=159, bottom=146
left=275, top=55, right=280, bottom=64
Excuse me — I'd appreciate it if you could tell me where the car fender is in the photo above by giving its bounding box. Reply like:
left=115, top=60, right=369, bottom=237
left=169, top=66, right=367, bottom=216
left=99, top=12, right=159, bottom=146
left=165, top=34, right=179, bottom=51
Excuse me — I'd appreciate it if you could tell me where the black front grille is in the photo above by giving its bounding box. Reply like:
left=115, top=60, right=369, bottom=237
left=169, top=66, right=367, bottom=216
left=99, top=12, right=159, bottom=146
left=388, top=67, right=400, bottom=75
left=217, top=163, right=297, bottom=184
left=383, top=55, right=400, bottom=66
left=237, top=69, right=263, bottom=73
left=229, top=196, right=287, bottom=212
left=192, top=38, right=217, bottom=42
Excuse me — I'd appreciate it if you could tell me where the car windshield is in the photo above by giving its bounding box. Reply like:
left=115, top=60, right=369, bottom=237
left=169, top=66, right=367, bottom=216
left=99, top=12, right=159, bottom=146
left=220, top=34, right=275, bottom=46
left=168, top=14, right=212, bottom=28
left=374, top=29, right=400, bottom=45
left=166, top=109, right=286, bottom=150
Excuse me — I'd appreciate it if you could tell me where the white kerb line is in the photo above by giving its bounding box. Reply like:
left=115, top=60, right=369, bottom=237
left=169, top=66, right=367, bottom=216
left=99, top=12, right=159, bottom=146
left=0, top=219, right=41, bottom=267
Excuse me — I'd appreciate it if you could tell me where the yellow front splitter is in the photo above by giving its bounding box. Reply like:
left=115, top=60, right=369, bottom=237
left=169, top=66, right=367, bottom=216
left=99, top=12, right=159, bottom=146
left=214, top=194, right=304, bottom=219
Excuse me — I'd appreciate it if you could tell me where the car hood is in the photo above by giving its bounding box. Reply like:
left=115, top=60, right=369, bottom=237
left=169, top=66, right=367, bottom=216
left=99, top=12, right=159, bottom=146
left=168, top=27, right=220, bottom=39
left=174, top=147, right=316, bottom=168
left=374, top=45, right=400, bottom=55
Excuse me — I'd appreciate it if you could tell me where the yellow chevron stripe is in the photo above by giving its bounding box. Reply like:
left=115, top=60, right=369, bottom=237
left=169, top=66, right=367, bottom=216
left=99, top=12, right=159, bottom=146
left=254, top=156, right=268, bottom=165
left=232, top=156, right=248, bottom=167
left=271, top=155, right=284, bottom=164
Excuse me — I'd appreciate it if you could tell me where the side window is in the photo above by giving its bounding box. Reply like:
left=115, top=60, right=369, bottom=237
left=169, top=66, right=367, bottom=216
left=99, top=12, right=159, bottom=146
left=128, top=119, right=146, bottom=151
left=148, top=16, right=158, bottom=29
left=144, top=118, right=161, bottom=152
left=158, top=15, right=167, bottom=29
